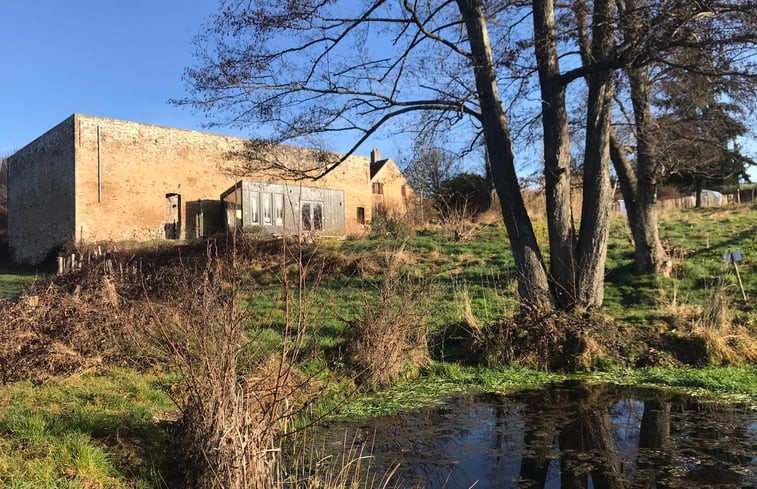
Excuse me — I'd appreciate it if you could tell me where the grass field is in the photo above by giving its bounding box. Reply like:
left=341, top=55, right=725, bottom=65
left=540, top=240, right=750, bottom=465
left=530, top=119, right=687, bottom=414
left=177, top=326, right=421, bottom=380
left=0, top=204, right=755, bottom=488
left=0, top=268, right=41, bottom=299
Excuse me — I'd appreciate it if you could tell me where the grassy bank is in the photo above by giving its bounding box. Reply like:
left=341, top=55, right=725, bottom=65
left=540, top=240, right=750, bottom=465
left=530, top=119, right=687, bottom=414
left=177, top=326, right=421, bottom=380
left=1, top=364, right=755, bottom=488
left=0, top=204, right=755, bottom=487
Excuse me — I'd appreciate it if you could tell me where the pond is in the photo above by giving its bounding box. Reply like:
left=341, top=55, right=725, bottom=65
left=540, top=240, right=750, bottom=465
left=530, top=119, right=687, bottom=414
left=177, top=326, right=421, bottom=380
left=315, top=381, right=756, bottom=488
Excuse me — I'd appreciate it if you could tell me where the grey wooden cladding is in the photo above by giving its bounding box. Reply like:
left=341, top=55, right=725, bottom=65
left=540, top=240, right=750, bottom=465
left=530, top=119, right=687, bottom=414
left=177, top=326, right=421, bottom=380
left=221, top=180, right=346, bottom=236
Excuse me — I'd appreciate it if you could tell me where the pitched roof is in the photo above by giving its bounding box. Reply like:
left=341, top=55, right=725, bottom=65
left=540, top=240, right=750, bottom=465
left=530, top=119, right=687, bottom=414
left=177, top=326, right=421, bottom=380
left=370, top=159, right=389, bottom=179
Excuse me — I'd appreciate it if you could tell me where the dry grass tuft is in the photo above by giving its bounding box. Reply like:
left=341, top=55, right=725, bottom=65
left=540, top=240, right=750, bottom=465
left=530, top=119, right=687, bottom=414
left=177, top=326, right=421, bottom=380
left=474, top=309, right=621, bottom=371
left=281, top=433, right=405, bottom=488
left=454, top=285, right=480, bottom=330
left=686, top=282, right=757, bottom=365
left=346, top=247, right=432, bottom=388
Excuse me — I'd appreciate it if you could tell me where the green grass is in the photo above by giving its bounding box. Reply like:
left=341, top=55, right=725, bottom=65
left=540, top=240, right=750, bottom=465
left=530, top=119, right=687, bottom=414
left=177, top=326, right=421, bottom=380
left=0, top=270, right=39, bottom=299
left=603, top=204, right=756, bottom=326
left=0, top=368, right=176, bottom=488
left=583, top=365, right=757, bottom=403
left=332, top=363, right=565, bottom=419
left=1, top=204, right=755, bottom=485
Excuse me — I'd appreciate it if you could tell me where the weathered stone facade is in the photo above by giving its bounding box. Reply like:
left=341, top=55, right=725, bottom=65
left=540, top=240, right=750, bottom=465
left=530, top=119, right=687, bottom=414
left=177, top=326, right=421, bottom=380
left=370, top=149, right=412, bottom=216
left=7, top=114, right=410, bottom=264
left=8, top=117, right=76, bottom=264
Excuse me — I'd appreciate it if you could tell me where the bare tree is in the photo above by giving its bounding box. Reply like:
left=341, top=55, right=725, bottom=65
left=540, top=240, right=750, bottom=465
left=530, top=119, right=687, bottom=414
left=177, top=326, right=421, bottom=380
left=402, top=145, right=460, bottom=204
left=603, top=0, right=755, bottom=273
left=178, top=0, right=755, bottom=310
left=179, top=0, right=557, bottom=308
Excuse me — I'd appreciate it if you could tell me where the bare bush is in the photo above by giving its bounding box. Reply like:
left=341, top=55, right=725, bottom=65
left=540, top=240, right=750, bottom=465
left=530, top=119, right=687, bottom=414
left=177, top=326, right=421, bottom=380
left=369, top=205, right=414, bottom=241
left=439, top=202, right=480, bottom=242
left=125, top=239, right=317, bottom=489
left=346, top=247, right=432, bottom=387
left=0, top=274, right=122, bottom=382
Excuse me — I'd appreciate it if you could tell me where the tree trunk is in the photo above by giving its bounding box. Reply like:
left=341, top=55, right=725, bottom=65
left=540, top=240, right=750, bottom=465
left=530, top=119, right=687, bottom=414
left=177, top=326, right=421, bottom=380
left=456, top=0, right=553, bottom=310
left=626, top=64, right=669, bottom=274
left=532, top=0, right=577, bottom=309
left=575, top=0, right=616, bottom=309
left=609, top=132, right=638, bottom=232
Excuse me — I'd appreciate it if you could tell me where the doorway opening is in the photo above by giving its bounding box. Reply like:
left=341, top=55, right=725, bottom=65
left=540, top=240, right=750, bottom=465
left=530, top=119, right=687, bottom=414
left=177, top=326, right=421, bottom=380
left=165, top=193, right=181, bottom=239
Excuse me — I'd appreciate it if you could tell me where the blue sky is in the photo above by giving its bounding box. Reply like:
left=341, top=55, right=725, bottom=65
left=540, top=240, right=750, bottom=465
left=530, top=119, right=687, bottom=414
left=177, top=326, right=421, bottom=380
left=2, top=2, right=754, bottom=182
left=0, top=1, right=400, bottom=161
left=0, top=1, right=247, bottom=157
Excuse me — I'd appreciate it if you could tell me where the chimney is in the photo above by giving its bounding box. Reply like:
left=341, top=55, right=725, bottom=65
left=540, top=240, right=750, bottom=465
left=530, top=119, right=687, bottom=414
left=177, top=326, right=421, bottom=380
left=370, top=147, right=381, bottom=164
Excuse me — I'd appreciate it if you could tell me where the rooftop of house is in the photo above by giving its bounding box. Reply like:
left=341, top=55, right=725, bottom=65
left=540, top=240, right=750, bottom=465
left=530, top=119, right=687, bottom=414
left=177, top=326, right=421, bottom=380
left=370, top=159, right=389, bottom=179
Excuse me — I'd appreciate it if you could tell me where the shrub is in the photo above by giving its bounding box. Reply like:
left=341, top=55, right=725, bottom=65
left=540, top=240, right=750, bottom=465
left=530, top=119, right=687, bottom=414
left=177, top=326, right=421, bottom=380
left=125, top=240, right=316, bottom=489
left=473, top=310, right=621, bottom=372
left=369, top=205, right=414, bottom=240
left=346, top=247, right=432, bottom=387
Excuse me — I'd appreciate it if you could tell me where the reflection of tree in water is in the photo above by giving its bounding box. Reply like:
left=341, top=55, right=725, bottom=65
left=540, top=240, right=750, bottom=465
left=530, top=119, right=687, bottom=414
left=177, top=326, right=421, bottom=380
left=517, top=382, right=630, bottom=489
left=517, top=383, right=755, bottom=489
left=318, top=383, right=756, bottom=489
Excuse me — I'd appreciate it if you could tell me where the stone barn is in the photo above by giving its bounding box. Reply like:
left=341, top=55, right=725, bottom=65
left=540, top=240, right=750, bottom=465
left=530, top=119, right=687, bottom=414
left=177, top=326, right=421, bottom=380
left=6, top=114, right=411, bottom=265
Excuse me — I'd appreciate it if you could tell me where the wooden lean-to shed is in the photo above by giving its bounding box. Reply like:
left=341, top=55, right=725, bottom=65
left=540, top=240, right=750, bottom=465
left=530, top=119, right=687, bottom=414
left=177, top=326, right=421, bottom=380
left=221, top=180, right=345, bottom=236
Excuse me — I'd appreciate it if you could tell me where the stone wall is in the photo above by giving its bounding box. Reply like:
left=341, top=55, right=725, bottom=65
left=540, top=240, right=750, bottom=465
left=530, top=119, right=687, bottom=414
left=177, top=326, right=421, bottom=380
left=8, top=116, right=76, bottom=264
left=0, top=158, right=8, bottom=238
left=72, top=114, right=373, bottom=244
left=371, top=158, right=411, bottom=216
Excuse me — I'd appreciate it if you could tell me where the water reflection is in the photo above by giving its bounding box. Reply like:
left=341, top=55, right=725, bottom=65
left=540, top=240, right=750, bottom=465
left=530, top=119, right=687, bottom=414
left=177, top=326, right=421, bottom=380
left=317, top=382, right=756, bottom=488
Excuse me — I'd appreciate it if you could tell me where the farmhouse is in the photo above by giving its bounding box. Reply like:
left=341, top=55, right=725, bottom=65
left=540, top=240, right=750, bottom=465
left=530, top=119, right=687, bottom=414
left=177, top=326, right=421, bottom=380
left=6, top=114, right=411, bottom=265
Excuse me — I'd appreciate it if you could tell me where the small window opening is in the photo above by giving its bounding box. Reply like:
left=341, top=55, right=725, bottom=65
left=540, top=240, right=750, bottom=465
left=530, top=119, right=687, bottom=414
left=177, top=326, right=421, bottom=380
left=313, top=203, right=323, bottom=231
left=250, top=192, right=260, bottom=225
left=263, top=193, right=272, bottom=225
left=275, top=193, right=284, bottom=225
left=357, top=207, right=365, bottom=225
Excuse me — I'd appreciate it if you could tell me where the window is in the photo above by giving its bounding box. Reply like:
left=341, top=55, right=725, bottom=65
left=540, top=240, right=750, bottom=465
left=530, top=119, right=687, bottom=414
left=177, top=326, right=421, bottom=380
left=263, top=193, right=272, bottom=225
left=401, top=185, right=407, bottom=198
left=372, top=182, right=384, bottom=194
left=301, top=201, right=324, bottom=231
left=301, top=203, right=311, bottom=231
left=275, top=193, right=284, bottom=225
left=357, top=207, right=365, bottom=225
left=250, top=192, right=259, bottom=224
left=312, top=203, right=323, bottom=231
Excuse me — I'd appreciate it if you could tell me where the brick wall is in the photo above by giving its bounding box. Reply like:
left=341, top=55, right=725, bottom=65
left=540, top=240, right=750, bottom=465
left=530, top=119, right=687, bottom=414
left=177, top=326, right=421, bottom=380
left=8, top=116, right=76, bottom=264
